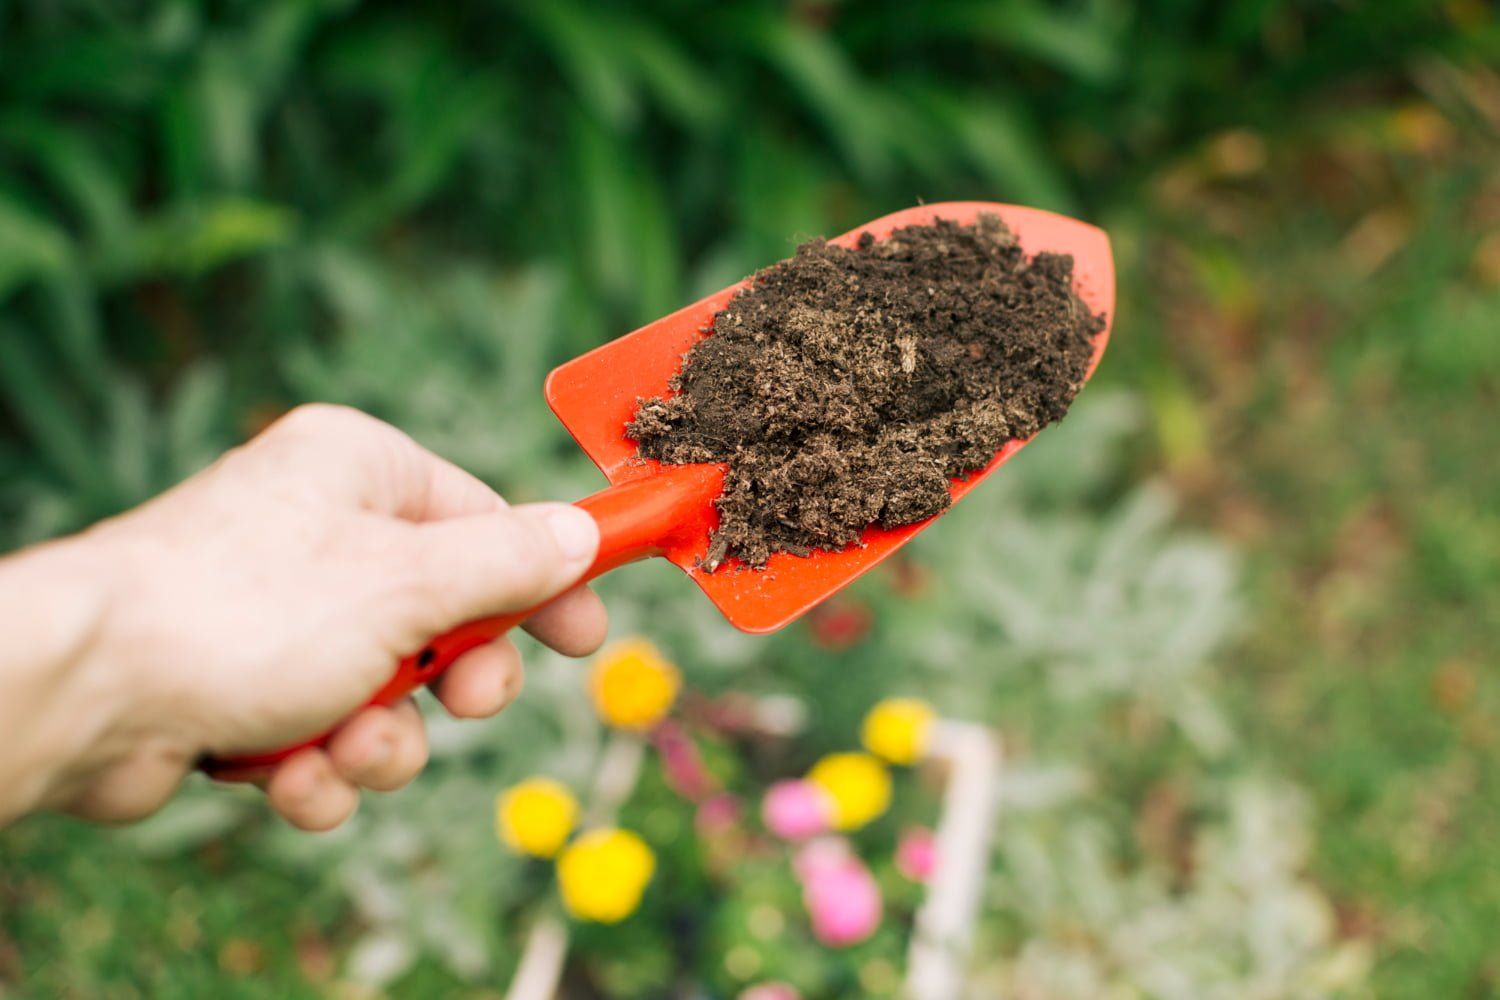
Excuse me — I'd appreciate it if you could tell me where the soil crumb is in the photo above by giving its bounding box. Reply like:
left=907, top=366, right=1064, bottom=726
left=627, top=214, right=1105, bottom=569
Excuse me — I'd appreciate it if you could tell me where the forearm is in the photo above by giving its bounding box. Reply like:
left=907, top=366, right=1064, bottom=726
left=0, top=533, right=133, bottom=824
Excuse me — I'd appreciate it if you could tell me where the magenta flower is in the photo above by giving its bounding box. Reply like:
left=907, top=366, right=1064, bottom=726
left=796, top=840, right=883, bottom=947
left=653, top=720, right=717, bottom=802
left=895, top=826, right=939, bottom=883
left=695, top=793, right=743, bottom=838
left=762, top=780, right=834, bottom=841
left=737, top=984, right=802, bottom=1000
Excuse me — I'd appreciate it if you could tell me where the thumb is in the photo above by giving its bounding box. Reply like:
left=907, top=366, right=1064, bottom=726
left=402, top=503, right=600, bottom=631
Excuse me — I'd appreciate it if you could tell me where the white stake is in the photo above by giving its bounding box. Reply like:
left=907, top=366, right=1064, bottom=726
left=905, top=720, right=1004, bottom=1000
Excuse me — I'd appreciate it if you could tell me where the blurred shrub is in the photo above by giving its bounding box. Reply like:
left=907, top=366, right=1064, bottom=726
left=0, top=0, right=1491, bottom=541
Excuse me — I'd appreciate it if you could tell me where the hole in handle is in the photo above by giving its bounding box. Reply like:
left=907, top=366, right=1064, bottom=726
left=415, top=647, right=437, bottom=672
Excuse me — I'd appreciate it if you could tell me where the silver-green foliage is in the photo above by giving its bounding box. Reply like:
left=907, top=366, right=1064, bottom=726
left=119, top=295, right=1363, bottom=992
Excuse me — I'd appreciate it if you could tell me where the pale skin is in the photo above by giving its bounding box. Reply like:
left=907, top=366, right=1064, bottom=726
left=0, top=404, right=607, bottom=831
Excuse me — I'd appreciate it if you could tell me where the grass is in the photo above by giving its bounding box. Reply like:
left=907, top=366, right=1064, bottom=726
left=1105, top=93, right=1500, bottom=996
left=1, top=821, right=340, bottom=999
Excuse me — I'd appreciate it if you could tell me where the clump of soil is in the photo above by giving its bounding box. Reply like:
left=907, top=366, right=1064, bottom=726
left=627, top=214, right=1104, bottom=569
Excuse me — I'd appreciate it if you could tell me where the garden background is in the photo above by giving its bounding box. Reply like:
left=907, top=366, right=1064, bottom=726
left=1, top=1, right=1497, bottom=998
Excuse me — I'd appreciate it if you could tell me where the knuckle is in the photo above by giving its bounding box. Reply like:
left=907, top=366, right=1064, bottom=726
left=265, top=403, right=372, bottom=443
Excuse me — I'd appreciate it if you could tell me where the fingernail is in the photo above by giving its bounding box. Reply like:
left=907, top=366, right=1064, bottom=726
left=545, top=507, right=599, bottom=563
left=485, top=670, right=513, bottom=713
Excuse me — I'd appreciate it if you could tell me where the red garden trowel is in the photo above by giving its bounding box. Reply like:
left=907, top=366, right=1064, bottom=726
left=206, top=202, right=1114, bottom=780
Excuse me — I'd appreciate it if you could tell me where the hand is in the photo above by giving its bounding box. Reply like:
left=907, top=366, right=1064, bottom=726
left=6, top=404, right=606, bottom=830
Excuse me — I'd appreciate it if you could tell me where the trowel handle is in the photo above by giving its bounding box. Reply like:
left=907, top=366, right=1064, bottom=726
left=201, top=465, right=724, bottom=782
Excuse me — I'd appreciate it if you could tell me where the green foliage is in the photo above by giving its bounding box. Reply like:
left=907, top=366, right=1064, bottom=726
left=0, top=2, right=1488, bottom=534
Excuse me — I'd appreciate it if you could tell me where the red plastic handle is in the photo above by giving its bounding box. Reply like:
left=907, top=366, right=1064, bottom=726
left=201, top=465, right=723, bottom=782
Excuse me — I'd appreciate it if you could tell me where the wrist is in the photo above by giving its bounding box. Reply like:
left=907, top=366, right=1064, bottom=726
left=0, top=530, right=151, bottom=820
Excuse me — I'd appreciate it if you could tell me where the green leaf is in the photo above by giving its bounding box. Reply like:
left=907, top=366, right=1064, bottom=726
left=160, top=80, right=209, bottom=199
left=918, top=90, right=1075, bottom=213
left=104, top=376, right=152, bottom=503
left=319, top=22, right=509, bottom=233
left=195, top=43, right=263, bottom=190
left=731, top=124, right=833, bottom=264
left=627, top=165, right=680, bottom=325
left=0, top=323, right=102, bottom=496
left=0, top=112, right=135, bottom=262
left=2, top=31, right=162, bottom=104
left=133, top=198, right=297, bottom=276
left=874, top=85, right=955, bottom=180
left=518, top=0, right=640, bottom=130
left=242, top=0, right=335, bottom=91
left=0, top=195, right=73, bottom=303
left=892, top=0, right=1126, bottom=84
left=38, top=277, right=110, bottom=397
left=165, top=362, right=230, bottom=481
left=738, top=13, right=895, bottom=183
left=570, top=109, right=642, bottom=311
left=343, top=73, right=502, bottom=234
left=974, top=0, right=1124, bottom=85
left=620, top=18, right=726, bottom=130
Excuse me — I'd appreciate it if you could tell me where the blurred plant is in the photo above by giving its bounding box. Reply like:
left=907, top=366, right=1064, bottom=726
left=2, top=0, right=1488, bottom=543
left=981, top=776, right=1372, bottom=999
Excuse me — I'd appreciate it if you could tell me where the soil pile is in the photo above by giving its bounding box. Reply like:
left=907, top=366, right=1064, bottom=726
left=627, top=214, right=1105, bottom=569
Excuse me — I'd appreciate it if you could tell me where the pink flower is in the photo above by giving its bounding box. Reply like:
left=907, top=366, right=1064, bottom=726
left=737, top=984, right=801, bottom=1000
left=695, top=793, right=743, bottom=837
left=653, top=720, right=717, bottom=802
left=796, top=841, right=883, bottom=947
left=895, top=826, right=939, bottom=883
left=762, top=780, right=834, bottom=841
left=792, top=836, right=852, bottom=881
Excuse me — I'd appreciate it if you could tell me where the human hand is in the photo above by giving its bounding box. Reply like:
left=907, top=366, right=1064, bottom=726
left=8, top=404, right=605, bottom=830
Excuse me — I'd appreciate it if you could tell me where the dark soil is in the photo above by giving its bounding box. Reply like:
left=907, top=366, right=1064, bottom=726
left=627, top=214, right=1105, bottom=569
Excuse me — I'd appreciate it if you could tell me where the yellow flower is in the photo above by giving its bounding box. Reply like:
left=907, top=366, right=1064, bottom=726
left=496, top=778, right=578, bottom=858
left=806, top=752, right=892, bottom=831
left=588, top=638, right=681, bottom=730
left=556, top=828, right=656, bottom=923
left=860, top=697, right=936, bottom=765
